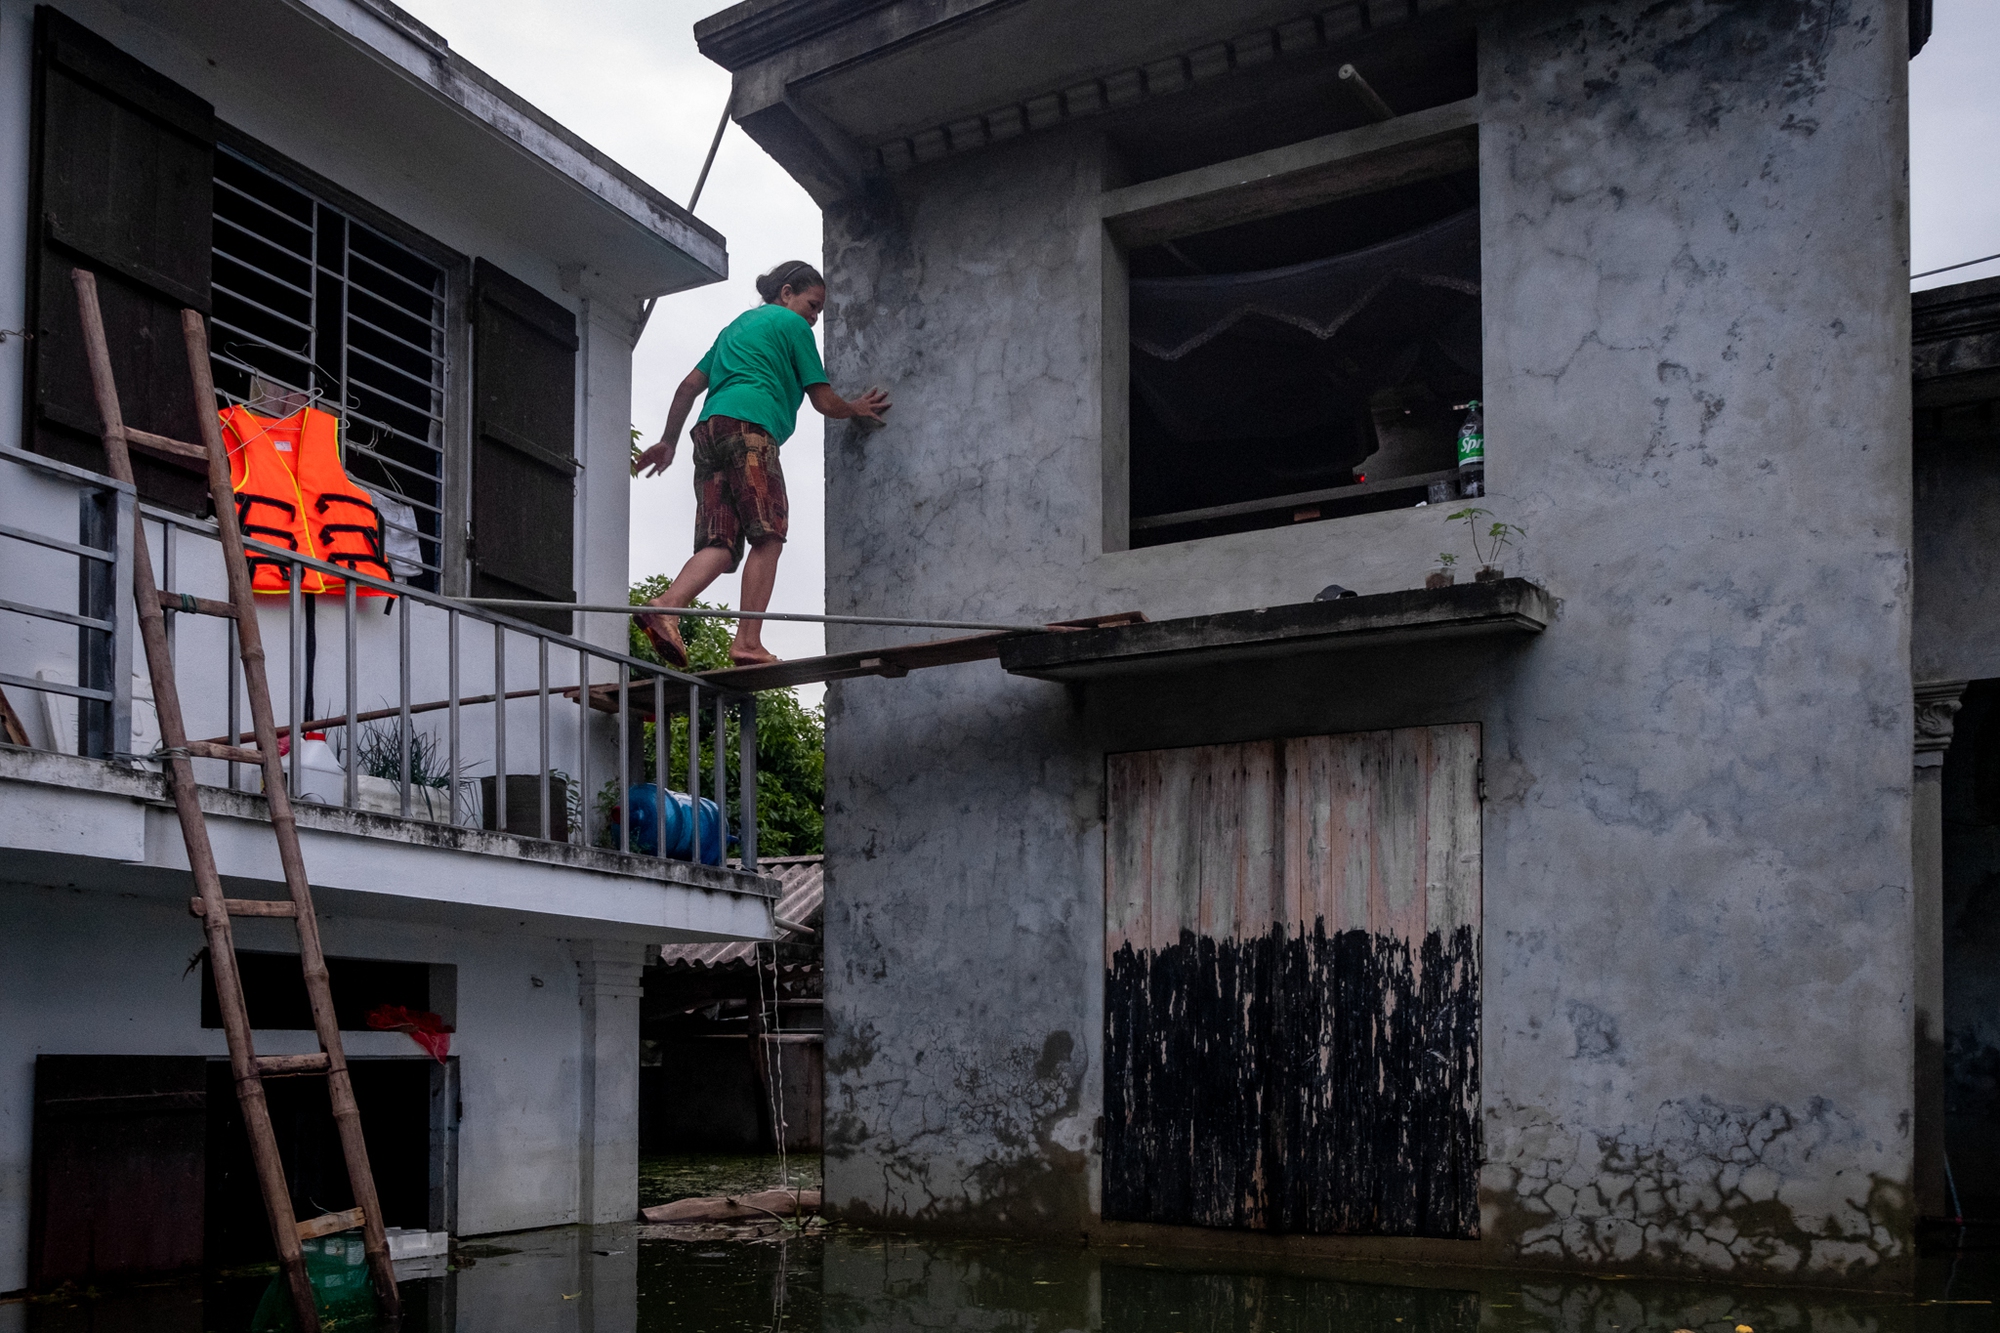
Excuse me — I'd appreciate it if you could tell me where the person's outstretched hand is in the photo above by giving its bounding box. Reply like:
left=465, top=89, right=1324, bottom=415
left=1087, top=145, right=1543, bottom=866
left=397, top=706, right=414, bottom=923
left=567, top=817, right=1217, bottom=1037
left=852, top=388, right=892, bottom=424
left=633, top=439, right=675, bottom=477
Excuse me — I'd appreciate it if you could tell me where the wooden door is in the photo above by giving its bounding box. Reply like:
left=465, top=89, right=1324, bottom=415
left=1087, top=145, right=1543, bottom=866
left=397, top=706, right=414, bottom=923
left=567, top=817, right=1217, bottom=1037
left=27, top=8, right=215, bottom=512
left=29, top=1056, right=208, bottom=1286
left=1103, top=724, right=1481, bottom=1237
left=469, top=259, right=576, bottom=630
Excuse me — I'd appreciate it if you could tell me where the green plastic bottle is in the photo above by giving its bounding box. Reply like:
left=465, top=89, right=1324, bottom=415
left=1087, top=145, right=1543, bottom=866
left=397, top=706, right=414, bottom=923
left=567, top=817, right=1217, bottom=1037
left=1455, top=400, right=1485, bottom=498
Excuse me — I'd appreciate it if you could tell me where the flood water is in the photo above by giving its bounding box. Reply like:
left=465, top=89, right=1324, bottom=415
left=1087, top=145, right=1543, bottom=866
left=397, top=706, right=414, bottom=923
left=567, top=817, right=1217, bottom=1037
left=6, top=1157, right=1997, bottom=1333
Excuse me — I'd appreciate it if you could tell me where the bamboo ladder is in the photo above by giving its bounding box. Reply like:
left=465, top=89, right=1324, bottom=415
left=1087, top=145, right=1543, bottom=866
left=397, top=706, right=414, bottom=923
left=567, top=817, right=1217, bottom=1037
left=70, top=270, right=403, bottom=1332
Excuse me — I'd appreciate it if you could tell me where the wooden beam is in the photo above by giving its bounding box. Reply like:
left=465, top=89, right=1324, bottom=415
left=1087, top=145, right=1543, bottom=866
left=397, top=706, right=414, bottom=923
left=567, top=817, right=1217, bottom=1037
left=1132, top=468, right=1458, bottom=532
left=1101, top=97, right=1480, bottom=246
left=189, top=897, right=300, bottom=919
left=258, top=1054, right=333, bottom=1078
left=695, top=611, right=1148, bottom=694
left=183, top=739, right=265, bottom=765
left=125, top=426, right=207, bottom=463
left=296, top=1207, right=364, bottom=1240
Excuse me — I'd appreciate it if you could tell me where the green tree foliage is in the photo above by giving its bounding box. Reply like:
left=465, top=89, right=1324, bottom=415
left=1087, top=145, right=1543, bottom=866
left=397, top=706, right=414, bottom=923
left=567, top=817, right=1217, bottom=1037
left=625, top=574, right=824, bottom=856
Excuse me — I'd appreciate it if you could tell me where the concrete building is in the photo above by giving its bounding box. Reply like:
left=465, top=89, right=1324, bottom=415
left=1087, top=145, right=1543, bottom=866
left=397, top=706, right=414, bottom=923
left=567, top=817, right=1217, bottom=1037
left=696, top=0, right=1962, bottom=1289
left=0, top=0, right=773, bottom=1296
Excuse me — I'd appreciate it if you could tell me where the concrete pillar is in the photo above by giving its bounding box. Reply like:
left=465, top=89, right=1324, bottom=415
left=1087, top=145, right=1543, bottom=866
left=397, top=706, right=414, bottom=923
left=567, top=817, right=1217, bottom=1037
left=1913, top=679, right=1966, bottom=1219
left=572, top=940, right=647, bottom=1225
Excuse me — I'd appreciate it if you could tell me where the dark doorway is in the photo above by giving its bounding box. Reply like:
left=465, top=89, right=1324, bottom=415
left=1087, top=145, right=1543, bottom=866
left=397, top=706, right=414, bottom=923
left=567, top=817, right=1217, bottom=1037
left=204, top=1058, right=449, bottom=1266
left=24, top=1053, right=451, bottom=1287
left=29, top=1056, right=209, bottom=1288
left=1944, top=680, right=2000, bottom=1219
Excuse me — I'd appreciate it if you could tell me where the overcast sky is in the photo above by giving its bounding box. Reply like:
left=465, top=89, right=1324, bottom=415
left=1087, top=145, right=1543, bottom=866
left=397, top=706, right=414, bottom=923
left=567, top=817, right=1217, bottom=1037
left=403, top=0, right=2000, bottom=667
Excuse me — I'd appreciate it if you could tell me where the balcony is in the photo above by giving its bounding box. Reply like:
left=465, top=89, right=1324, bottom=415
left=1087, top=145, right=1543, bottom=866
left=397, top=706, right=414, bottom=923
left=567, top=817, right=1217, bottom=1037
left=0, top=444, right=776, bottom=942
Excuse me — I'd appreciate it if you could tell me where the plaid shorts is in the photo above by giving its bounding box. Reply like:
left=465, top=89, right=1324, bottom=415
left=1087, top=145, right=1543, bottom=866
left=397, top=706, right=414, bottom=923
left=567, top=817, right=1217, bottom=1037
left=691, top=415, right=788, bottom=572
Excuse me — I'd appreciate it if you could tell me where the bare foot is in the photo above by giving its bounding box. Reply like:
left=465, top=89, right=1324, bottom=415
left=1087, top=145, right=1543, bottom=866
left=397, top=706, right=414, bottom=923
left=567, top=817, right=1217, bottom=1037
left=637, top=607, right=687, bottom=667
left=728, top=644, right=780, bottom=668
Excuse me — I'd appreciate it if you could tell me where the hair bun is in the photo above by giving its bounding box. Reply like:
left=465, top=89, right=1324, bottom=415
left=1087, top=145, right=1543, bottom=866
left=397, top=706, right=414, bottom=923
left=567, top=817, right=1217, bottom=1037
left=755, top=260, right=825, bottom=303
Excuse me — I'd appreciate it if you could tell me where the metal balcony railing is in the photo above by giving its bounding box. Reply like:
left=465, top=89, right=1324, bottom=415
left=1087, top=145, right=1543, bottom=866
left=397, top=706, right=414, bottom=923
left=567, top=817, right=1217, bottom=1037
left=0, top=445, right=757, bottom=871
left=0, top=445, right=135, bottom=760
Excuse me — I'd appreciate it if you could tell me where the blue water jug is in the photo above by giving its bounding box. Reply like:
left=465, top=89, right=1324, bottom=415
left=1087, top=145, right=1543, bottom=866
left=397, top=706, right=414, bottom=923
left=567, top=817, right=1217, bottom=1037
left=626, top=784, right=724, bottom=864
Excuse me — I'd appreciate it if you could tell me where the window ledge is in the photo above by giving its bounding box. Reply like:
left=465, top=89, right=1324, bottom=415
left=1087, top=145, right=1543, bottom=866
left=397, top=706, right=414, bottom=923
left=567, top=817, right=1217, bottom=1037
left=999, top=578, right=1552, bottom=682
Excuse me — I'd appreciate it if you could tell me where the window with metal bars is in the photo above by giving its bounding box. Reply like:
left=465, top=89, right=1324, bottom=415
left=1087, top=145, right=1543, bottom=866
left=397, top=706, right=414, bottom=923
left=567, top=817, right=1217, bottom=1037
left=209, top=145, right=450, bottom=589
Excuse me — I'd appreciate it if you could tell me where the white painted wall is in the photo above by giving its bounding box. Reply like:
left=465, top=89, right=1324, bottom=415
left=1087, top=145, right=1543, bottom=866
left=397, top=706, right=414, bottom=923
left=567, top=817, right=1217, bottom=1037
left=0, top=0, right=683, bottom=824
left=0, top=876, right=648, bottom=1293
left=0, top=0, right=735, bottom=1293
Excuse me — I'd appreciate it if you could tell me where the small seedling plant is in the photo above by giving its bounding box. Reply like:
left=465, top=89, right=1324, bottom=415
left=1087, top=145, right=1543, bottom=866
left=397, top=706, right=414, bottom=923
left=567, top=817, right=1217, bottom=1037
left=1444, top=507, right=1526, bottom=569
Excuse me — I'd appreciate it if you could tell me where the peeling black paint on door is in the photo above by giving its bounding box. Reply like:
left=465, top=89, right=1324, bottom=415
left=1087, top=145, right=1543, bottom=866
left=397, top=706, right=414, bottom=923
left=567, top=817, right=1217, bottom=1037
left=1104, top=922, right=1479, bottom=1236
left=1102, top=726, right=1481, bottom=1238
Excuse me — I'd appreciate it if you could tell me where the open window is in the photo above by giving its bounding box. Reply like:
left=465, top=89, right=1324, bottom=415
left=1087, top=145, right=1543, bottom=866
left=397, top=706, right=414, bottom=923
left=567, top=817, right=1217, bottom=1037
left=1123, top=167, right=1479, bottom=548
left=210, top=142, right=455, bottom=590
left=1099, top=19, right=1483, bottom=552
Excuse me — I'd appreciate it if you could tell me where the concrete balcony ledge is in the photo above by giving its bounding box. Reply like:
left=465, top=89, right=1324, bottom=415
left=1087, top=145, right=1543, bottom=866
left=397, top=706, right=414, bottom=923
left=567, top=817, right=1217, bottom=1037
left=999, top=578, right=1555, bottom=682
left=0, top=746, right=777, bottom=945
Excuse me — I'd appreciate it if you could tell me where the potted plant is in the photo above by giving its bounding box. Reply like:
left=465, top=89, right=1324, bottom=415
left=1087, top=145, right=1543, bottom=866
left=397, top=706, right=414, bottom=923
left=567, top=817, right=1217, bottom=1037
left=1426, top=553, right=1457, bottom=589
left=1444, top=507, right=1527, bottom=582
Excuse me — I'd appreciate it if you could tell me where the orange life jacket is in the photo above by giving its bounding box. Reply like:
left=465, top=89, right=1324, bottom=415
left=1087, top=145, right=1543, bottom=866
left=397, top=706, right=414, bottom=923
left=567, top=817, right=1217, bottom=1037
left=221, top=405, right=394, bottom=597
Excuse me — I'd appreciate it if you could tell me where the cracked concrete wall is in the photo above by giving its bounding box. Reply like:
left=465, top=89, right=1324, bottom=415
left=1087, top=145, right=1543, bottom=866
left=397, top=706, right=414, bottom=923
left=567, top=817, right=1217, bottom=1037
left=1470, top=0, right=1913, bottom=1283
left=817, top=0, right=1915, bottom=1285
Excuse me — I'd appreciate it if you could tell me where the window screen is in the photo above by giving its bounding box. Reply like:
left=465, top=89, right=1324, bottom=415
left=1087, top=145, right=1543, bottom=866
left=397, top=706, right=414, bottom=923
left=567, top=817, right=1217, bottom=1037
left=1126, top=170, right=1481, bottom=548
left=209, top=147, right=449, bottom=588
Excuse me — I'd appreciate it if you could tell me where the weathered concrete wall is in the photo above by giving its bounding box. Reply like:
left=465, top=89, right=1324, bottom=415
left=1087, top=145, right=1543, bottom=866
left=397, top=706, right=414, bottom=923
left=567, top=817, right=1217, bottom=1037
left=818, top=0, right=1915, bottom=1285
left=1471, top=0, right=1913, bottom=1280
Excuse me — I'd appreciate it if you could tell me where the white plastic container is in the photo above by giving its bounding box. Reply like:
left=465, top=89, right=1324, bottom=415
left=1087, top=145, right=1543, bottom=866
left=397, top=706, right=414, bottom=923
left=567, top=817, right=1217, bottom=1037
left=271, top=732, right=458, bottom=821
left=270, top=732, right=347, bottom=806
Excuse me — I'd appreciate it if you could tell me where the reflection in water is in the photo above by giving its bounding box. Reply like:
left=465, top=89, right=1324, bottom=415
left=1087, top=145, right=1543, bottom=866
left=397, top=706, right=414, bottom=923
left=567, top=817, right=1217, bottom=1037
left=12, top=1222, right=2000, bottom=1332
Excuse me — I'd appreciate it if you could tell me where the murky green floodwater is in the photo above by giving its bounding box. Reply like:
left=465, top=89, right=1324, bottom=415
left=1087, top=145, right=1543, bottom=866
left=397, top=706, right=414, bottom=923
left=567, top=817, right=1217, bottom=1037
left=7, top=1157, right=1996, bottom=1333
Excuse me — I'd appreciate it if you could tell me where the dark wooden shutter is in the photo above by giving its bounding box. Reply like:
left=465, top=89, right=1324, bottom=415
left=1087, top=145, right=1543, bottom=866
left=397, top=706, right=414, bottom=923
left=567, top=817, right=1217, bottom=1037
left=1103, top=724, right=1482, bottom=1238
left=470, top=259, right=577, bottom=632
left=29, top=1055, right=207, bottom=1286
left=26, top=7, right=214, bottom=511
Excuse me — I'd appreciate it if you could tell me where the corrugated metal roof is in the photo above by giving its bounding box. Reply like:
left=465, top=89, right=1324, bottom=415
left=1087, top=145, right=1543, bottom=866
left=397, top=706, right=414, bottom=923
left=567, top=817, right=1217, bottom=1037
left=657, top=856, right=822, bottom=969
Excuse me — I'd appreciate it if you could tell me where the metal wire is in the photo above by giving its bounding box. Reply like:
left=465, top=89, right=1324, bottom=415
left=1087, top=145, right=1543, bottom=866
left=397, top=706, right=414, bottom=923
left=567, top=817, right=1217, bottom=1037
left=1914, top=250, right=2000, bottom=281
left=461, top=599, right=1053, bottom=633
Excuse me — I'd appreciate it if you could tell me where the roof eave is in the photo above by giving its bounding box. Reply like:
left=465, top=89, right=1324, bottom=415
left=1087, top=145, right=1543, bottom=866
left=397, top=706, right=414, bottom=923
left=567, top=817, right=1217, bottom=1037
left=290, top=0, right=728, bottom=290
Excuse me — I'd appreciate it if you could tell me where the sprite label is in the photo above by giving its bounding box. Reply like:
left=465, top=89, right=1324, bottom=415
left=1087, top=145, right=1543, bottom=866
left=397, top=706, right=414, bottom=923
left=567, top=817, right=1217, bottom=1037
left=1456, top=400, right=1484, bottom=467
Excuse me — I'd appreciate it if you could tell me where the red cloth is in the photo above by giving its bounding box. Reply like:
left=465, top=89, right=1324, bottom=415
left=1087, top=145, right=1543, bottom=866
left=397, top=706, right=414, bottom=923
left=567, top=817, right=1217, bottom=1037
left=366, top=1004, right=453, bottom=1062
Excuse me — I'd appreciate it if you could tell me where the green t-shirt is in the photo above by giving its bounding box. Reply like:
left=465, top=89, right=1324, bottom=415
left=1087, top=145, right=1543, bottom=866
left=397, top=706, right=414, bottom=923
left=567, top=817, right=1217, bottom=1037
left=695, top=303, right=828, bottom=444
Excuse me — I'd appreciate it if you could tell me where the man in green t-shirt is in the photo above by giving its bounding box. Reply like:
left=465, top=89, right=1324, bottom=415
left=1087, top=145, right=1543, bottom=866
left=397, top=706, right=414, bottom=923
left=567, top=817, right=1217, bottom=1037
left=633, top=260, right=889, bottom=668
